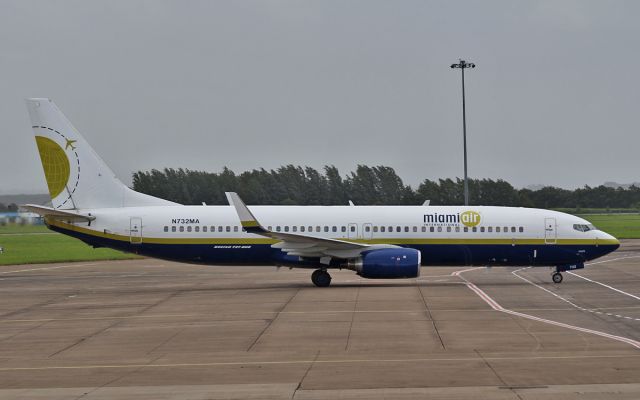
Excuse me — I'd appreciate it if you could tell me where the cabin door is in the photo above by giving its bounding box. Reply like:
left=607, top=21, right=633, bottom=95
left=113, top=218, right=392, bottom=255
left=544, top=218, right=557, bottom=244
left=130, top=217, right=142, bottom=244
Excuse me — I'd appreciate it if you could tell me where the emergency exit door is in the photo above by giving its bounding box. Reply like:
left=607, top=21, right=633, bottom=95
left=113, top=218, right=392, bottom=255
left=130, top=217, right=142, bottom=244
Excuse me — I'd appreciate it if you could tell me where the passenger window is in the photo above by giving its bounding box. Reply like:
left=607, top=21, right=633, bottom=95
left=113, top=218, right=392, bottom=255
left=187, top=226, right=192, bottom=232
left=519, top=227, right=524, bottom=233
left=446, top=226, right=451, bottom=232
left=276, top=226, right=281, bottom=232
left=365, top=226, right=371, bottom=232
left=203, top=226, right=207, bottom=232
left=373, top=226, right=379, bottom=232
left=292, top=226, right=297, bottom=232
left=396, top=226, right=401, bottom=232
left=388, top=226, right=393, bottom=232
left=179, top=226, right=184, bottom=232
left=422, top=226, right=426, bottom=232
left=413, top=226, right=417, bottom=232
left=496, top=227, right=500, bottom=233
left=504, top=226, right=508, bottom=233
left=224, top=226, right=229, bottom=232
left=472, top=227, right=477, bottom=232
left=381, top=226, right=386, bottom=232
left=316, top=226, right=321, bottom=232
left=172, top=226, right=176, bottom=232
left=455, top=226, right=460, bottom=232
left=511, top=227, right=516, bottom=233
left=404, top=226, right=409, bottom=232
left=309, top=226, right=313, bottom=232
left=488, top=226, right=492, bottom=233
left=437, top=226, right=442, bottom=232
left=234, top=226, right=239, bottom=232
left=350, top=226, right=356, bottom=232
left=163, top=226, right=168, bottom=232
left=210, top=226, right=215, bottom=232
left=218, top=226, right=223, bottom=232
left=430, top=227, right=435, bottom=232
left=300, top=226, right=305, bottom=232
left=480, top=227, right=485, bottom=232
left=332, top=226, right=337, bottom=232
left=324, top=226, right=329, bottom=232
left=284, top=226, right=289, bottom=232
left=464, top=227, right=468, bottom=232
left=195, top=226, right=200, bottom=232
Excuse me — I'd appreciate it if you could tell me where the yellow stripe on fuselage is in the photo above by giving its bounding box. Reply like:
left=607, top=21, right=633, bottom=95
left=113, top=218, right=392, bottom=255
left=46, top=219, right=617, bottom=247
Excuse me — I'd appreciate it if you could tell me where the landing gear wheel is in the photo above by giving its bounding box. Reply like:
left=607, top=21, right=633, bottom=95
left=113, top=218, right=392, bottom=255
left=552, top=272, right=563, bottom=284
left=311, top=269, right=332, bottom=287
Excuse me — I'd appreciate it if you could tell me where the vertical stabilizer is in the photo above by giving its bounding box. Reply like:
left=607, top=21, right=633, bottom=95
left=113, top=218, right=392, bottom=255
left=26, top=98, right=178, bottom=209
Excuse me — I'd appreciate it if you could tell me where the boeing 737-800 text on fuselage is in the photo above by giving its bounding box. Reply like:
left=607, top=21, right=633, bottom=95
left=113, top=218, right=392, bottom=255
left=23, top=99, right=620, bottom=286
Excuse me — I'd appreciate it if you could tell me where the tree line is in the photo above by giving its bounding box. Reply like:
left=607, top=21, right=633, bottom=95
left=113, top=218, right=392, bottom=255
left=131, top=165, right=640, bottom=210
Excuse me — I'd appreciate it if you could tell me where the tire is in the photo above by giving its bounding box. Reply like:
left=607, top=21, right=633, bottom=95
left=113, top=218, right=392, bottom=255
left=311, top=269, right=332, bottom=287
left=552, top=272, right=563, bottom=284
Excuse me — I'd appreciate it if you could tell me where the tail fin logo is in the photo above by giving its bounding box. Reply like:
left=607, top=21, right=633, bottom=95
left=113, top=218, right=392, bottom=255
left=33, top=128, right=80, bottom=208
left=65, top=139, right=77, bottom=150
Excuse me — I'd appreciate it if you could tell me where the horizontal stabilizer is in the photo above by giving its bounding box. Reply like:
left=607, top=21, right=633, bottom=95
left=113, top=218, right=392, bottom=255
left=21, top=204, right=95, bottom=222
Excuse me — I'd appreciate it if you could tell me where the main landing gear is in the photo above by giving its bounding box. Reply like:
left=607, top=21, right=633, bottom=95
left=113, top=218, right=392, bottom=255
left=311, top=269, right=332, bottom=287
left=552, top=272, right=563, bottom=284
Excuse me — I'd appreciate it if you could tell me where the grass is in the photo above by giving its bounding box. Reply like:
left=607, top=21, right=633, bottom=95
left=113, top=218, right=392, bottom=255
left=0, top=224, right=51, bottom=234
left=576, top=214, right=640, bottom=239
left=0, top=224, right=138, bottom=266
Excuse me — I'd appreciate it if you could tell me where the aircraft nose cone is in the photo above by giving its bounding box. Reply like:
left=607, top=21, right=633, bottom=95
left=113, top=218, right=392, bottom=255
left=601, top=232, right=620, bottom=252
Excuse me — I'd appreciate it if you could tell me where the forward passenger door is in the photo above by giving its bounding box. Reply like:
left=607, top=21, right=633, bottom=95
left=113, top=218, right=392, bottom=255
left=544, top=218, right=557, bottom=244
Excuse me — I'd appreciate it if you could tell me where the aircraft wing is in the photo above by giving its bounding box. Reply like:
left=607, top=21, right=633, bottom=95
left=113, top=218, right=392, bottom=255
left=20, top=204, right=95, bottom=222
left=225, top=192, right=396, bottom=259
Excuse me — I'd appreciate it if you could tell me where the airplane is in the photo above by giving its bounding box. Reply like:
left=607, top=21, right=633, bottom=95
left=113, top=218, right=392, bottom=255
left=22, top=98, right=620, bottom=287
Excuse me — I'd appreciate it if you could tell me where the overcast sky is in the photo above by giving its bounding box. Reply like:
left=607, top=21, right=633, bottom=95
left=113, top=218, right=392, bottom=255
left=1, top=0, right=638, bottom=195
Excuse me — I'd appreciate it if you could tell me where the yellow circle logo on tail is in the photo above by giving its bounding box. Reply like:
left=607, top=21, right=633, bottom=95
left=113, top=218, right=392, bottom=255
left=460, top=211, right=481, bottom=227
left=35, top=136, right=70, bottom=198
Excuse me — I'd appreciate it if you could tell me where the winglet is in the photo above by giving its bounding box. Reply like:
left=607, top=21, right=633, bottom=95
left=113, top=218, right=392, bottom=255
left=225, top=192, right=264, bottom=232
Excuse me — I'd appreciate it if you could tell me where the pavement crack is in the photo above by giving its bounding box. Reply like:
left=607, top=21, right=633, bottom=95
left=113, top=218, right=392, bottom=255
left=475, top=349, right=524, bottom=400
left=246, top=288, right=300, bottom=352
left=48, top=291, right=181, bottom=358
left=292, top=350, right=319, bottom=399
left=344, top=286, right=360, bottom=351
left=417, top=281, right=446, bottom=350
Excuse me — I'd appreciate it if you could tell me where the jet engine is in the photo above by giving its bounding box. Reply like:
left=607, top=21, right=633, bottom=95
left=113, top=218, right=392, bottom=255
left=344, top=248, right=421, bottom=279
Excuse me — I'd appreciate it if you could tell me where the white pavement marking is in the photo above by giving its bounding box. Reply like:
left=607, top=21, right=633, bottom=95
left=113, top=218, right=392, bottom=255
left=567, top=255, right=640, bottom=301
left=513, top=267, right=640, bottom=322
left=451, top=268, right=640, bottom=349
left=1, top=263, right=97, bottom=274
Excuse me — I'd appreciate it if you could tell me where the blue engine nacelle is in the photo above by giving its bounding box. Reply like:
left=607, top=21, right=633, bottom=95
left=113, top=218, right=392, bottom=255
left=345, top=248, right=421, bottom=279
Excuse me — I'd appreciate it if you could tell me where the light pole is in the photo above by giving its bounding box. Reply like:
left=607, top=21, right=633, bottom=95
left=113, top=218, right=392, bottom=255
left=450, top=59, right=475, bottom=206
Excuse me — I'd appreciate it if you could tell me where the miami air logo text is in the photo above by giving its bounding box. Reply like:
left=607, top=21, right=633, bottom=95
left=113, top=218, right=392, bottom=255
left=423, top=210, right=481, bottom=227
left=460, top=211, right=481, bottom=227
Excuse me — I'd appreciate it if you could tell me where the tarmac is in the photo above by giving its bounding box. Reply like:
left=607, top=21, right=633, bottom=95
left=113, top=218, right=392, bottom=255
left=0, top=241, right=639, bottom=399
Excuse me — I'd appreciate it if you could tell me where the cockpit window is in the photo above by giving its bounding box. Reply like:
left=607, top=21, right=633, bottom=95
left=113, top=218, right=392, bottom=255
left=573, top=224, right=596, bottom=232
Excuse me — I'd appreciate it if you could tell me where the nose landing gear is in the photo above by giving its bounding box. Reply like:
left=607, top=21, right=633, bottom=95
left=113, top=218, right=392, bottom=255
left=311, top=269, right=332, bottom=287
left=552, top=262, right=584, bottom=283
